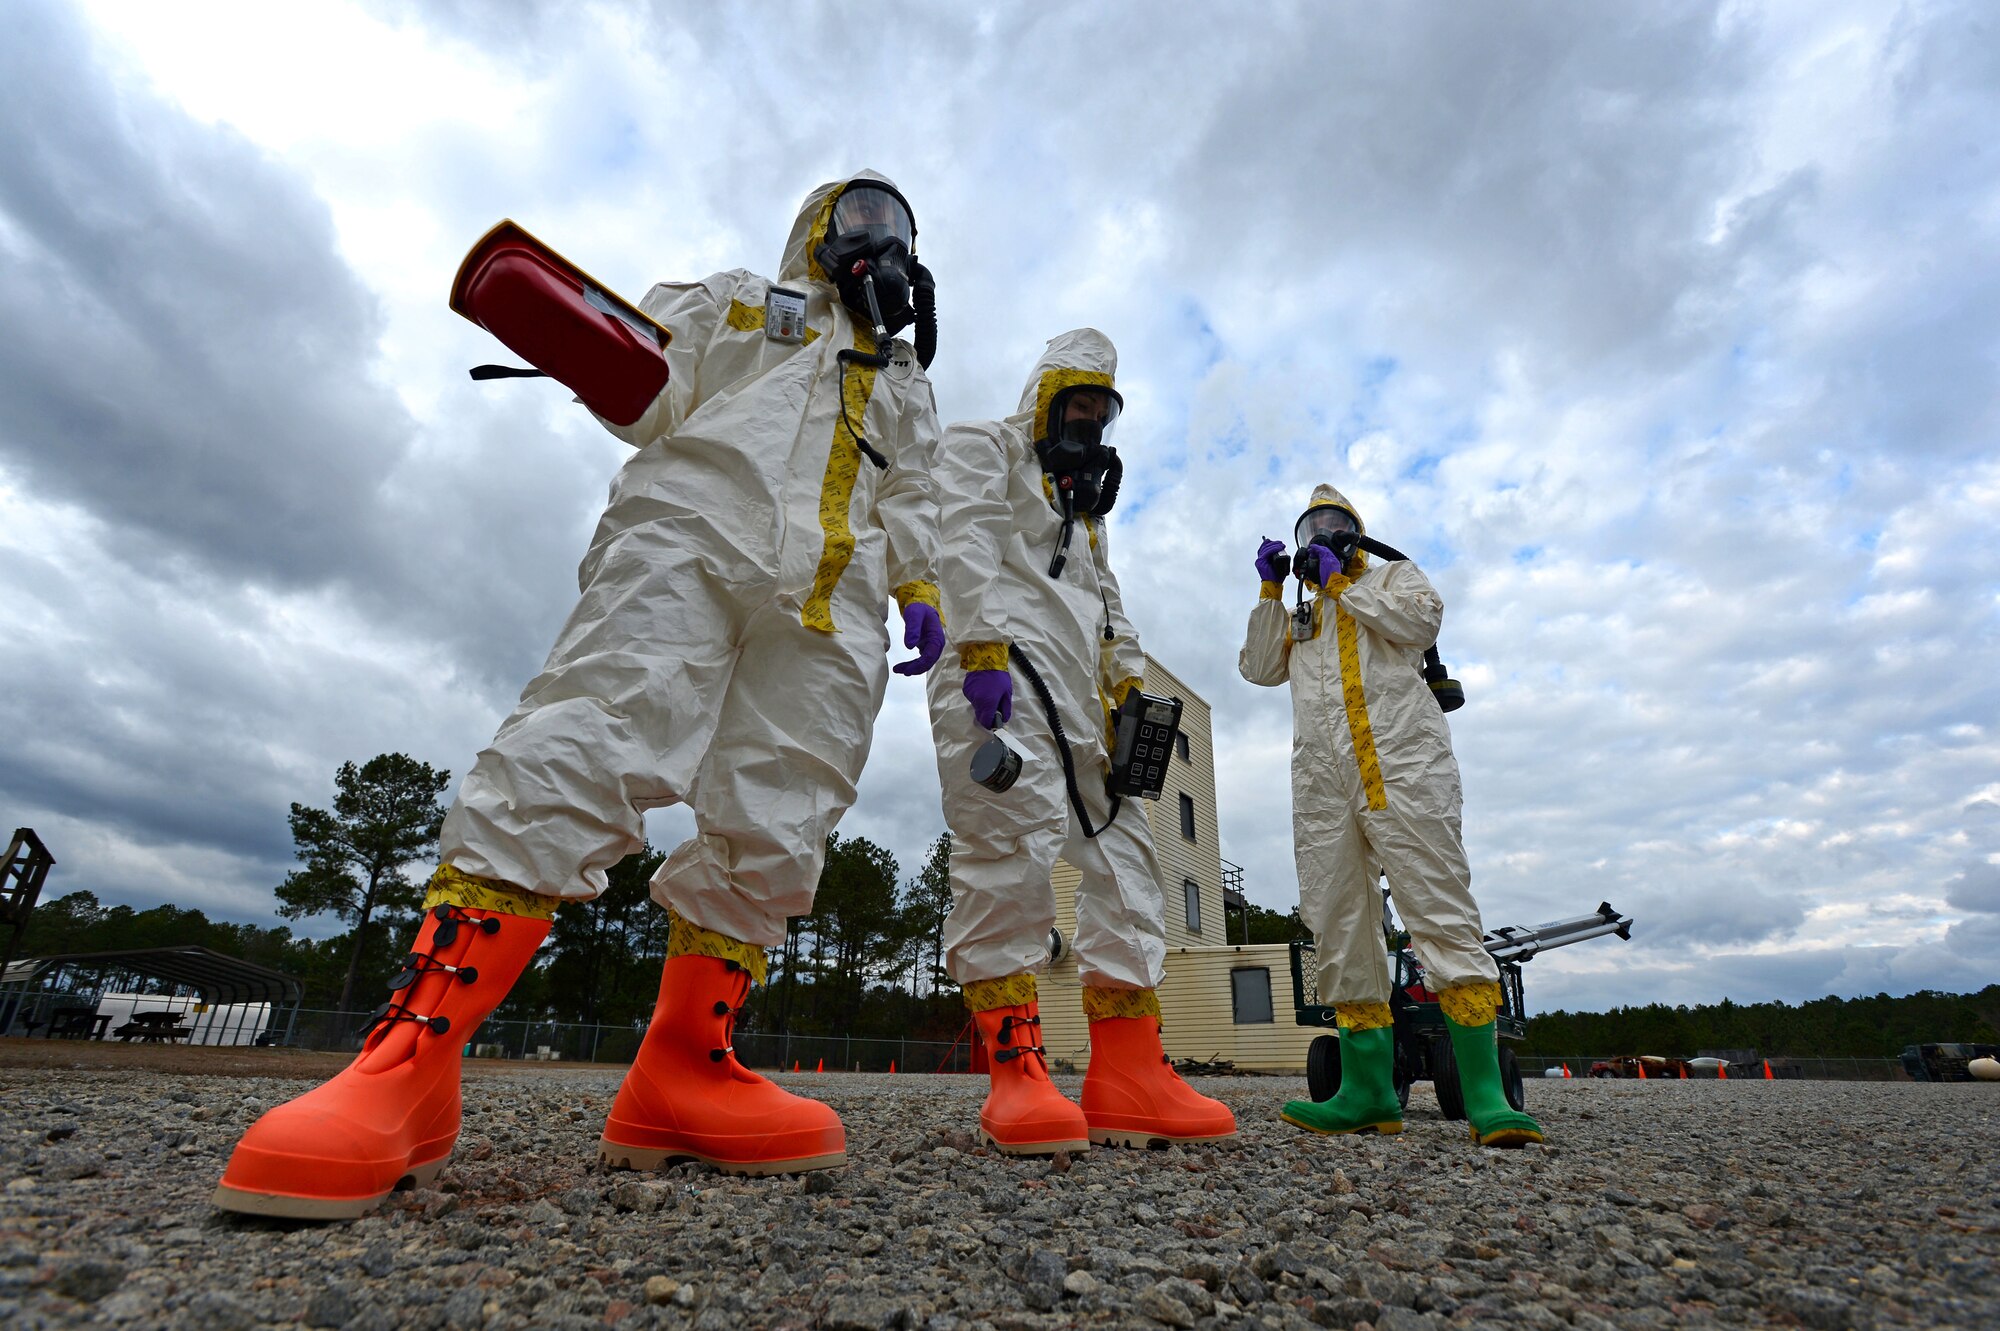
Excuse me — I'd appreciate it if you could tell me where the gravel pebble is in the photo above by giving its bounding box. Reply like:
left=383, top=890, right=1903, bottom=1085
left=51, top=1259, right=124, bottom=1302
left=0, top=1067, right=1994, bottom=1329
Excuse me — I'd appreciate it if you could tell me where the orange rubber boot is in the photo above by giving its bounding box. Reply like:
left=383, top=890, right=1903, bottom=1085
left=1083, top=1013, right=1239, bottom=1148
left=598, top=954, right=845, bottom=1175
left=974, top=1003, right=1089, bottom=1156
left=214, top=902, right=548, bottom=1218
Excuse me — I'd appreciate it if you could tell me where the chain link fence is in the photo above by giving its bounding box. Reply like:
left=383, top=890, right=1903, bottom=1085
left=276, top=1008, right=977, bottom=1073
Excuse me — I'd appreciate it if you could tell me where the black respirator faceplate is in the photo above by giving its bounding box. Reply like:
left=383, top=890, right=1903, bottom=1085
left=815, top=181, right=921, bottom=335
left=1036, top=383, right=1126, bottom=519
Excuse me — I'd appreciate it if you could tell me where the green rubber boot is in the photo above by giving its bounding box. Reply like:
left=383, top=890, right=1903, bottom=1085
left=1442, top=993, right=1544, bottom=1148
left=1280, top=1024, right=1403, bottom=1136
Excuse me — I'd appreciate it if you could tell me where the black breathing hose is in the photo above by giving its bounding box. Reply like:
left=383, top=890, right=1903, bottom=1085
left=1009, top=643, right=1121, bottom=839
left=1094, top=451, right=1123, bottom=517
left=1345, top=534, right=1461, bottom=708
left=912, top=263, right=937, bottom=370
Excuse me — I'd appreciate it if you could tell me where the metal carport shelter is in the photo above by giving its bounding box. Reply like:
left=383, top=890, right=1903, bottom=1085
left=0, top=945, right=305, bottom=1045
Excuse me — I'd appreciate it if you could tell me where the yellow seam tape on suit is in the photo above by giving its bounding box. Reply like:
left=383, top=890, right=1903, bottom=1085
left=959, top=641, right=1009, bottom=672
left=726, top=299, right=819, bottom=343
left=666, top=909, right=768, bottom=985
left=803, top=188, right=843, bottom=283
left=801, top=324, right=879, bottom=633
left=1082, top=986, right=1161, bottom=1022
left=1032, top=368, right=1116, bottom=443
left=1438, top=981, right=1503, bottom=1028
left=1334, top=1001, right=1394, bottom=1032
left=424, top=865, right=560, bottom=920
left=1335, top=604, right=1388, bottom=811
left=894, top=580, right=940, bottom=615
left=964, top=973, right=1037, bottom=1011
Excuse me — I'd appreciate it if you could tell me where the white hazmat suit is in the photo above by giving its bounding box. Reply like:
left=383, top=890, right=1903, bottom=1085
left=440, top=172, right=942, bottom=946
left=925, top=329, right=1167, bottom=992
left=1238, top=483, right=1497, bottom=1006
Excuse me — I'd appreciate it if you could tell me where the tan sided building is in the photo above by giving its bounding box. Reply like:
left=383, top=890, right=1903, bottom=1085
left=1034, top=655, right=1323, bottom=1073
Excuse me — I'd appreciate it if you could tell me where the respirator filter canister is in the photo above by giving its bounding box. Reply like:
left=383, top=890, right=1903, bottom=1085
left=970, top=729, right=1026, bottom=793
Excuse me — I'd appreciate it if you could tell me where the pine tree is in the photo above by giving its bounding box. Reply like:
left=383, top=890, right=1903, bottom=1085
left=274, top=754, right=450, bottom=1015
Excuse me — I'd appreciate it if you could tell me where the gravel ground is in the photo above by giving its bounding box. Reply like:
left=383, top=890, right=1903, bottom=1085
left=2, top=1055, right=1996, bottom=1330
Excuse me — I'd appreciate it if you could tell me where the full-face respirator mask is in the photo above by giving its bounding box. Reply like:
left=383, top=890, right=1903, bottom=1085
left=813, top=182, right=936, bottom=371
left=1294, top=503, right=1361, bottom=579
left=1036, top=384, right=1124, bottom=578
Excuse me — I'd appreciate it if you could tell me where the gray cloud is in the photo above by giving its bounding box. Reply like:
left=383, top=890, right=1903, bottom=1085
left=1944, top=864, right=2000, bottom=915
left=0, top=1, right=416, bottom=589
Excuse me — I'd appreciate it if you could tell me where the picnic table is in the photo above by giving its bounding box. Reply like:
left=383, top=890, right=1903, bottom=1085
left=113, top=1010, right=194, bottom=1043
left=49, top=1008, right=112, bottom=1040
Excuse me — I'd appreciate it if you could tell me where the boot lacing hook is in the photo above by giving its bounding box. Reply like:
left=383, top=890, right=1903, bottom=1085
left=360, top=904, right=499, bottom=1041
left=992, top=1013, right=1050, bottom=1067
left=708, top=958, right=753, bottom=1064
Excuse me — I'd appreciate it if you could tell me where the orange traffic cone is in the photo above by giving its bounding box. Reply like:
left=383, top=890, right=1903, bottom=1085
left=1718, top=1062, right=1728, bottom=1080
left=889, top=1060, right=896, bottom=1074
left=1637, top=1060, right=1647, bottom=1080
left=1679, top=1064, right=1687, bottom=1079
left=1562, top=1064, right=1571, bottom=1079
left=815, top=1057, right=824, bottom=1073
left=792, top=1060, right=799, bottom=1072
left=1763, top=1059, right=1773, bottom=1080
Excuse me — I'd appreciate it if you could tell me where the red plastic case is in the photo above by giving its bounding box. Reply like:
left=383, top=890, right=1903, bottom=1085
left=450, top=220, right=671, bottom=426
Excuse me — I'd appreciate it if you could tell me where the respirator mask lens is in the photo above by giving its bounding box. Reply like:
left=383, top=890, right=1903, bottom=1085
left=829, top=186, right=914, bottom=247
left=1294, top=504, right=1359, bottom=551
left=1047, top=385, right=1123, bottom=449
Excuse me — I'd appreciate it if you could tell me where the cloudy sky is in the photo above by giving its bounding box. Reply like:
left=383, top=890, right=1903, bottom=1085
left=4, top=0, right=1995, bottom=1013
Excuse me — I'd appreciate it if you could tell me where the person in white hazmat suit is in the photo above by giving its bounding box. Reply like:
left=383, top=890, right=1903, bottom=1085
left=216, top=173, right=945, bottom=1218
left=925, top=329, right=1236, bottom=1154
left=1239, top=484, right=1543, bottom=1147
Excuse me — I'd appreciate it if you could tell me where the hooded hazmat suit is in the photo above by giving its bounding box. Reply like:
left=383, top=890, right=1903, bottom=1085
left=1241, top=485, right=1541, bottom=1147
left=441, top=170, right=941, bottom=945
left=1238, top=483, right=1496, bottom=1010
left=213, top=174, right=942, bottom=1216
left=926, top=329, right=1164, bottom=993
left=925, top=330, right=1234, bottom=1152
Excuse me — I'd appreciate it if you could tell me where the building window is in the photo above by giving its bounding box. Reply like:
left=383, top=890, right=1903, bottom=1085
left=1231, top=968, right=1274, bottom=1024
left=1183, top=879, right=1201, bottom=934
left=1175, top=731, right=1190, bottom=762
left=1179, top=793, right=1196, bottom=842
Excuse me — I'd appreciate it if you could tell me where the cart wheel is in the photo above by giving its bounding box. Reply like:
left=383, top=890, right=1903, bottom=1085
left=1306, top=1034, right=1342, bottom=1103
left=1499, top=1045, right=1526, bottom=1112
left=1433, top=1036, right=1466, bottom=1120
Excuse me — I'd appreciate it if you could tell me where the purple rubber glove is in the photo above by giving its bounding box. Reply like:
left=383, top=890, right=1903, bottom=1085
left=963, top=669, right=1013, bottom=729
left=893, top=602, right=945, bottom=676
left=1299, top=543, right=1343, bottom=585
left=1255, top=538, right=1288, bottom=583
